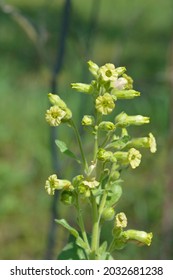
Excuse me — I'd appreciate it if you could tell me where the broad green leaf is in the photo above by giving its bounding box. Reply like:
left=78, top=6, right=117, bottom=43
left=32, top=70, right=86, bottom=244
left=57, top=235, right=86, bottom=260
left=55, top=140, right=80, bottom=163
left=106, top=185, right=122, bottom=207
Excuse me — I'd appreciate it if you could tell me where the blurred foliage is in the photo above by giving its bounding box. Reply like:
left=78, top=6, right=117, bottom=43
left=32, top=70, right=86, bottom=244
left=0, top=0, right=172, bottom=259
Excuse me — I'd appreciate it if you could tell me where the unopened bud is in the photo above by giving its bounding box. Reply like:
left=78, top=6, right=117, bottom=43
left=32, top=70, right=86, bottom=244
left=102, top=207, right=115, bottom=221
left=71, top=83, right=93, bottom=94
left=87, top=60, right=99, bottom=77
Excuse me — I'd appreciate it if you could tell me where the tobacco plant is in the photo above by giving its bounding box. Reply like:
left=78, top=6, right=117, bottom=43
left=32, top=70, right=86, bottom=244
left=44, top=60, right=156, bottom=260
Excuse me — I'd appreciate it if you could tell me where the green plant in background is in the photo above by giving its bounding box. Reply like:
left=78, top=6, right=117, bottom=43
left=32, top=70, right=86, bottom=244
left=44, top=60, right=156, bottom=260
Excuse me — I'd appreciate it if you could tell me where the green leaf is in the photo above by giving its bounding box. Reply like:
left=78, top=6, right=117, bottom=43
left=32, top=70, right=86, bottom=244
left=106, top=185, right=122, bottom=207
left=55, top=140, right=80, bottom=163
left=98, top=241, right=107, bottom=256
left=55, top=219, right=79, bottom=238
left=55, top=219, right=88, bottom=250
left=57, top=235, right=86, bottom=260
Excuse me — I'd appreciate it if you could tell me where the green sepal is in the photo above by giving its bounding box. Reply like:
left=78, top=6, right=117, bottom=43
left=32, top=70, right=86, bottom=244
left=55, top=139, right=81, bottom=163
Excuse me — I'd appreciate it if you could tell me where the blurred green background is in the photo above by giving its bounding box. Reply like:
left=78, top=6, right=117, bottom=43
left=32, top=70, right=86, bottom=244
left=0, top=0, right=173, bottom=259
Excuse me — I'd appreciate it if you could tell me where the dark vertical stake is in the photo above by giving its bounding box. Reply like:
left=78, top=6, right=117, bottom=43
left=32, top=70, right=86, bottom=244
left=44, top=0, right=71, bottom=260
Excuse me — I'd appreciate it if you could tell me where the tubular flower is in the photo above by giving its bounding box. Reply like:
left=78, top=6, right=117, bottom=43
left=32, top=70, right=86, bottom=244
left=148, top=133, right=157, bottom=153
left=128, top=148, right=142, bottom=169
left=45, top=174, right=73, bottom=196
left=71, top=83, right=93, bottom=94
left=125, top=133, right=157, bottom=153
left=111, top=89, right=140, bottom=100
left=96, top=93, right=115, bottom=115
left=98, top=63, right=118, bottom=82
left=115, top=112, right=150, bottom=127
left=45, top=106, right=66, bottom=126
left=123, top=230, right=153, bottom=246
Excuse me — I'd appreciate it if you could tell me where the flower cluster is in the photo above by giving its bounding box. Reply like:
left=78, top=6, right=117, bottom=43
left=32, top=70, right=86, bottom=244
left=44, top=60, right=157, bottom=260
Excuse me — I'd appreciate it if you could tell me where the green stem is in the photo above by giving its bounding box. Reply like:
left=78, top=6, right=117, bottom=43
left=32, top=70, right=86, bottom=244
left=91, top=195, right=99, bottom=256
left=93, top=128, right=98, bottom=161
left=70, top=120, right=89, bottom=173
left=98, top=190, right=108, bottom=216
left=76, top=195, right=90, bottom=252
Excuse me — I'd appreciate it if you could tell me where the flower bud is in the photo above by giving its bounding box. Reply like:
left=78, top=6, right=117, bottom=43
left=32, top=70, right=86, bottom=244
left=102, top=207, right=115, bottom=221
left=87, top=60, right=99, bottom=77
left=60, top=190, right=75, bottom=205
left=82, top=115, right=95, bottom=126
left=115, top=66, right=126, bottom=76
left=71, top=83, right=93, bottom=94
left=98, top=121, right=115, bottom=131
left=62, top=107, right=72, bottom=121
left=72, top=175, right=84, bottom=188
left=123, top=230, right=153, bottom=246
left=115, top=112, right=150, bottom=127
left=122, top=74, right=133, bottom=89
left=110, top=77, right=128, bottom=90
left=111, top=89, right=140, bottom=99
left=48, top=93, right=67, bottom=109
left=97, top=148, right=114, bottom=162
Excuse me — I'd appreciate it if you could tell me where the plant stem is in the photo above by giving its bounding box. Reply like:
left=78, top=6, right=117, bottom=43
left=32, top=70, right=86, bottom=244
left=76, top=196, right=90, bottom=252
left=91, top=195, right=99, bottom=256
left=70, top=119, right=89, bottom=173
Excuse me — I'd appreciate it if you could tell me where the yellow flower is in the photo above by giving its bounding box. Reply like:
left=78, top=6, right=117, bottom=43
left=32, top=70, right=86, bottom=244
left=115, top=212, right=127, bottom=228
left=45, top=174, right=60, bottom=195
left=128, top=148, right=142, bottom=169
left=45, top=105, right=66, bottom=126
left=148, top=133, right=157, bottom=153
left=45, top=174, right=73, bottom=195
left=82, top=179, right=100, bottom=189
left=98, top=63, right=118, bottom=82
left=115, top=112, right=150, bottom=127
left=95, top=93, right=115, bottom=115
left=124, top=230, right=153, bottom=246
